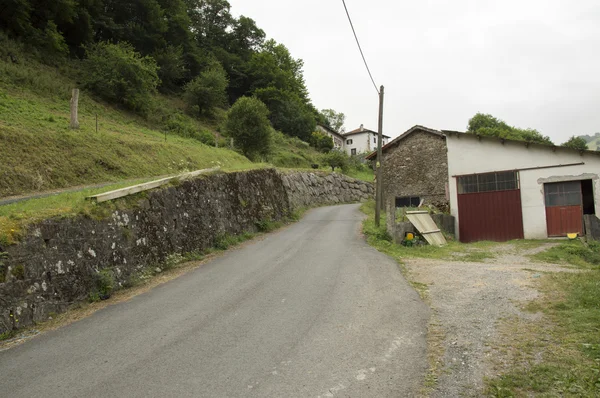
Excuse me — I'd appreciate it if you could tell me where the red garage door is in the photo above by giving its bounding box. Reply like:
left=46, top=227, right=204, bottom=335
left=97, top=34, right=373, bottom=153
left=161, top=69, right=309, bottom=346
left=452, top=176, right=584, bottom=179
left=457, top=171, right=524, bottom=243
left=544, top=181, right=583, bottom=237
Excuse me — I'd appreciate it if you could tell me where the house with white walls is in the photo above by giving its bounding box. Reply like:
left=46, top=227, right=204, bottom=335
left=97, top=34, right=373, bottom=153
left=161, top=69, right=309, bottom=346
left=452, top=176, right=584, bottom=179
left=372, top=125, right=600, bottom=242
left=342, top=125, right=390, bottom=156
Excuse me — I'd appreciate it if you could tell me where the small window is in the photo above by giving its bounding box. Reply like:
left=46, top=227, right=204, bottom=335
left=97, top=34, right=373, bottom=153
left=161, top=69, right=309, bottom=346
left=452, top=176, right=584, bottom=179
left=351, top=148, right=357, bottom=156
left=346, top=139, right=353, bottom=145
left=396, top=196, right=421, bottom=208
left=374, top=137, right=376, bottom=143
left=457, top=171, right=519, bottom=194
left=544, top=181, right=581, bottom=207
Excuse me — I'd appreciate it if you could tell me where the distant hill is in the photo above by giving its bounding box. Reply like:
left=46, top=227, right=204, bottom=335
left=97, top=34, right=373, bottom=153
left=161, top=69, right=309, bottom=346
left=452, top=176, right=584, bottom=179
left=578, top=133, right=600, bottom=150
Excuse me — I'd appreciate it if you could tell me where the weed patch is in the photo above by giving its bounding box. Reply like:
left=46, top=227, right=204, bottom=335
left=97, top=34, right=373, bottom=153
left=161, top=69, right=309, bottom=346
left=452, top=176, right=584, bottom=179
left=89, top=268, right=115, bottom=302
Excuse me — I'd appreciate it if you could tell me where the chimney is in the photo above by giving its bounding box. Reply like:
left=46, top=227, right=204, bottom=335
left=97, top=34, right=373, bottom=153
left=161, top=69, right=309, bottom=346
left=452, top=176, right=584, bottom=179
left=360, top=124, right=364, bottom=131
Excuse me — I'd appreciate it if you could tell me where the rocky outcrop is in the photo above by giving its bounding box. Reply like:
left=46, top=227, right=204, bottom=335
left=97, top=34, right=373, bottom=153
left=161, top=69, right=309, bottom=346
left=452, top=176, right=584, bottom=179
left=0, top=169, right=373, bottom=333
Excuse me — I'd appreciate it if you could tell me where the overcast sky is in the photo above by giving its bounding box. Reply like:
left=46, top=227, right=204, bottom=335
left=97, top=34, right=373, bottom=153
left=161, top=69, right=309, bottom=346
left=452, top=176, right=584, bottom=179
left=228, top=0, right=600, bottom=143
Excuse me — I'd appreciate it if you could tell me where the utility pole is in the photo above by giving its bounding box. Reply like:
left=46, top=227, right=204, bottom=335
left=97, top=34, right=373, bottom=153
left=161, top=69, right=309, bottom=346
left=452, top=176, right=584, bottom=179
left=375, top=85, right=385, bottom=227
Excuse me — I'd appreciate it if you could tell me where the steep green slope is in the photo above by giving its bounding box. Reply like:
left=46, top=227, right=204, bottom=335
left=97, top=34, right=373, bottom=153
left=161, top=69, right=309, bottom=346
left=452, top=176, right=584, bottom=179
left=0, top=39, right=328, bottom=198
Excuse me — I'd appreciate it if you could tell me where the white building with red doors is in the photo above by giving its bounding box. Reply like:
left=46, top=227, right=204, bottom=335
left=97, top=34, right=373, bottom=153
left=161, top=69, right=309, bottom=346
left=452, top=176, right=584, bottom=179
left=445, top=131, right=600, bottom=241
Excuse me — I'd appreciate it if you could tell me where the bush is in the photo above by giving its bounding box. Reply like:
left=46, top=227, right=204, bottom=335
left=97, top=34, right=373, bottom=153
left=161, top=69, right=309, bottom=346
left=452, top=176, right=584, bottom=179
left=225, top=96, right=272, bottom=159
left=163, top=113, right=215, bottom=145
left=184, top=65, right=229, bottom=117
left=82, top=42, right=159, bottom=115
left=309, top=131, right=334, bottom=153
left=89, top=268, right=115, bottom=302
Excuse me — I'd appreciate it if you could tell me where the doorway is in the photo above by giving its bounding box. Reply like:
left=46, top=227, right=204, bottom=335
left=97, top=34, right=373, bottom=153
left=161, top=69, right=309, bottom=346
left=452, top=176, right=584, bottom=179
left=544, top=180, right=595, bottom=237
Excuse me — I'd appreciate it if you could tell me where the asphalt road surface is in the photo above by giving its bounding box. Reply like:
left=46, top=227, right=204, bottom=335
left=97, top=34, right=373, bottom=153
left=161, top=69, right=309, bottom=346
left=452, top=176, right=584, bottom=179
left=0, top=204, right=429, bottom=397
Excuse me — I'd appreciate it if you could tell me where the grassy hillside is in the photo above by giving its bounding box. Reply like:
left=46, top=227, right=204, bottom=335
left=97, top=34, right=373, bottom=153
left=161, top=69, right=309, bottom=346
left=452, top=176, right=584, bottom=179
left=578, top=133, right=600, bottom=150
left=0, top=37, right=328, bottom=198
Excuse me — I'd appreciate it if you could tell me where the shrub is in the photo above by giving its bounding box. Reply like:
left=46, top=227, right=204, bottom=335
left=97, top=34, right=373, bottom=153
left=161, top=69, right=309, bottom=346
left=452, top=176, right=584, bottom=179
left=82, top=42, right=159, bottom=115
left=225, top=96, right=272, bottom=159
left=89, top=268, right=115, bottom=302
left=184, top=65, right=229, bottom=116
left=309, top=131, right=334, bottom=153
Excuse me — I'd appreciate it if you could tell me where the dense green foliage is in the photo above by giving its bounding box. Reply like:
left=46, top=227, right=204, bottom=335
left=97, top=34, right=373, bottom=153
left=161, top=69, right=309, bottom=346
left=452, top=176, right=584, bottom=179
left=324, top=150, right=348, bottom=172
left=0, top=0, right=332, bottom=145
left=467, top=113, right=553, bottom=145
left=225, top=97, right=272, bottom=159
left=82, top=42, right=159, bottom=114
left=309, top=131, right=334, bottom=153
left=561, top=136, right=589, bottom=151
left=184, top=65, right=229, bottom=116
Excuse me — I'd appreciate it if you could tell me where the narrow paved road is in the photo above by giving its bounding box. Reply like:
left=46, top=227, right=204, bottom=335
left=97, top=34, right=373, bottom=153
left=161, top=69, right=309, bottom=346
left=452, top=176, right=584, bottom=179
left=0, top=204, right=429, bottom=397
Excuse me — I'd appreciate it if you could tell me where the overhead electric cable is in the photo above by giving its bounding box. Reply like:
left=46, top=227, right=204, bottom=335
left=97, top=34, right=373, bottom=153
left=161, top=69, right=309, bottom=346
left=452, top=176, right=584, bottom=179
left=341, top=0, right=380, bottom=94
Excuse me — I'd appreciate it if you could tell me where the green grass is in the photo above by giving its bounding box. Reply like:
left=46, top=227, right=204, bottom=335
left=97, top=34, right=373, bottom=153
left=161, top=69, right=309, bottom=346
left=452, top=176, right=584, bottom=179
left=486, top=240, right=600, bottom=397
left=344, top=168, right=374, bottom=182
left=531, top=240, right=600, bottom=268
left=360, top=200, right=496, bottom=262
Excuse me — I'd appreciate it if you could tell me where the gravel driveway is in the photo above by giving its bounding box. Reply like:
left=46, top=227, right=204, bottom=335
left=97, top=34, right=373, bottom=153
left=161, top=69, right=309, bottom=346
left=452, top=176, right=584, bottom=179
left=403, top=243, right=576, bottom=397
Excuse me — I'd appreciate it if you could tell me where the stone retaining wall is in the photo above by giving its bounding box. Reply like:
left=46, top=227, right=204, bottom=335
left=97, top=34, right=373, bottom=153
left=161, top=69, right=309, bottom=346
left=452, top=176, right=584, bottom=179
left=0, top=169, right=373, bottom=333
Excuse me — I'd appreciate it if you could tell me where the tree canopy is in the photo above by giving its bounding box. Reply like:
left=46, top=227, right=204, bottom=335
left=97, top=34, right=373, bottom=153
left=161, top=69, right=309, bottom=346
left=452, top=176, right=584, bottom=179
left=225, top=97, right=272, bottom=159
left=467, top=113, right=553, bottom=145
left=319, top=109, right=345, bottom=133
left=561, top=136, right=589, bottom=151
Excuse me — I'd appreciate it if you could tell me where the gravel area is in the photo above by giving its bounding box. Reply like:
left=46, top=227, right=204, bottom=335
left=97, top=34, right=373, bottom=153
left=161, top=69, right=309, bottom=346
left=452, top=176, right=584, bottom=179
left=404, top=243, right=576, bottom=397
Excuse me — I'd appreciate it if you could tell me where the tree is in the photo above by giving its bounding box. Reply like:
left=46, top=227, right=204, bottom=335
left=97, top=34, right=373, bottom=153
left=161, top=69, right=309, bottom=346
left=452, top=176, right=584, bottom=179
left=324, top=150, right=348, bottom=172
left=254, top=87, right=316, bottom=141
left=154, top=45, right=187, bottom=92
left=82, top=41, right=160, bottom=114
left=467, top=113, right=553, bottom=145
left=184, top=65, right=229, bottom=116
left=309, top=132, right=334, bottom=153
left=319, top=109, right=345, bottom=133
left=562, top=136, right=589, bottom=151
left=225, top=97, right=272, bottom=159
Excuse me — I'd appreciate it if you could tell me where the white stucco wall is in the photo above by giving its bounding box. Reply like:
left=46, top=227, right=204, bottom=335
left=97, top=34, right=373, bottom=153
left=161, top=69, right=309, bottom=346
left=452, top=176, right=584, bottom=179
left=344, top=132, right=389, bottom=155
left=446, top=134, right=600, bottom=239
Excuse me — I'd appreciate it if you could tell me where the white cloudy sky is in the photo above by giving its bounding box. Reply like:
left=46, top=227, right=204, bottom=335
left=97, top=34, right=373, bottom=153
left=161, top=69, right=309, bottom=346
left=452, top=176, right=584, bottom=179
left=228, top=0, right=600, bottom=143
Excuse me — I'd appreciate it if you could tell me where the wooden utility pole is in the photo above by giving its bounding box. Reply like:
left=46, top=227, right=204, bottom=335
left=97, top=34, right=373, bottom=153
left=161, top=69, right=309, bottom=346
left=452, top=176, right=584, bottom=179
left=70, top=88, right=80, bottom=129
left=375, top=85, right=385, bottom=227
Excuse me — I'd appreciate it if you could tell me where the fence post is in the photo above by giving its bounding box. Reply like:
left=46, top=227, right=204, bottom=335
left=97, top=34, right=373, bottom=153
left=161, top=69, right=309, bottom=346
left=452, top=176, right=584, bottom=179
left=70, top=89, right=79, bottom=129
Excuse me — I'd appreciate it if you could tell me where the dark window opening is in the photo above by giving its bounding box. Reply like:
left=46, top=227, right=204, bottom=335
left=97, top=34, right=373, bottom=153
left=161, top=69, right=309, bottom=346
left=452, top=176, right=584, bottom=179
left=544, top=181, right=581, bottom=207
left=582, top=179, right=596, bottom=215
left=395, top=196, right=421, bottom=208
left=458, top=171, right=519, bottom=194
left=346, top=139, right=353, bottom=145
left=351, top=148, right=357, bottom=156
left=373, top=137, right=376, bottom=143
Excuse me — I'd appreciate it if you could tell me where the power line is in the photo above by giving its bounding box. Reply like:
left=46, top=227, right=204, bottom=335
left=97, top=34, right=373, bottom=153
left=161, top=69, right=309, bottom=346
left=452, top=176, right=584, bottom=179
left=341, top=0, right=380, bottom=94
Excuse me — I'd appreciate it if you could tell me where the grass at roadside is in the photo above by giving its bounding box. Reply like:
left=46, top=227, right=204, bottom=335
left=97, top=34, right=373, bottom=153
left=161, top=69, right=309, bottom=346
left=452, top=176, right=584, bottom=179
left=486, top=240, right=600, bottom=397
left=530, top=239, right=600, bottom=269
left=360, top=200, right=497, bottom=263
